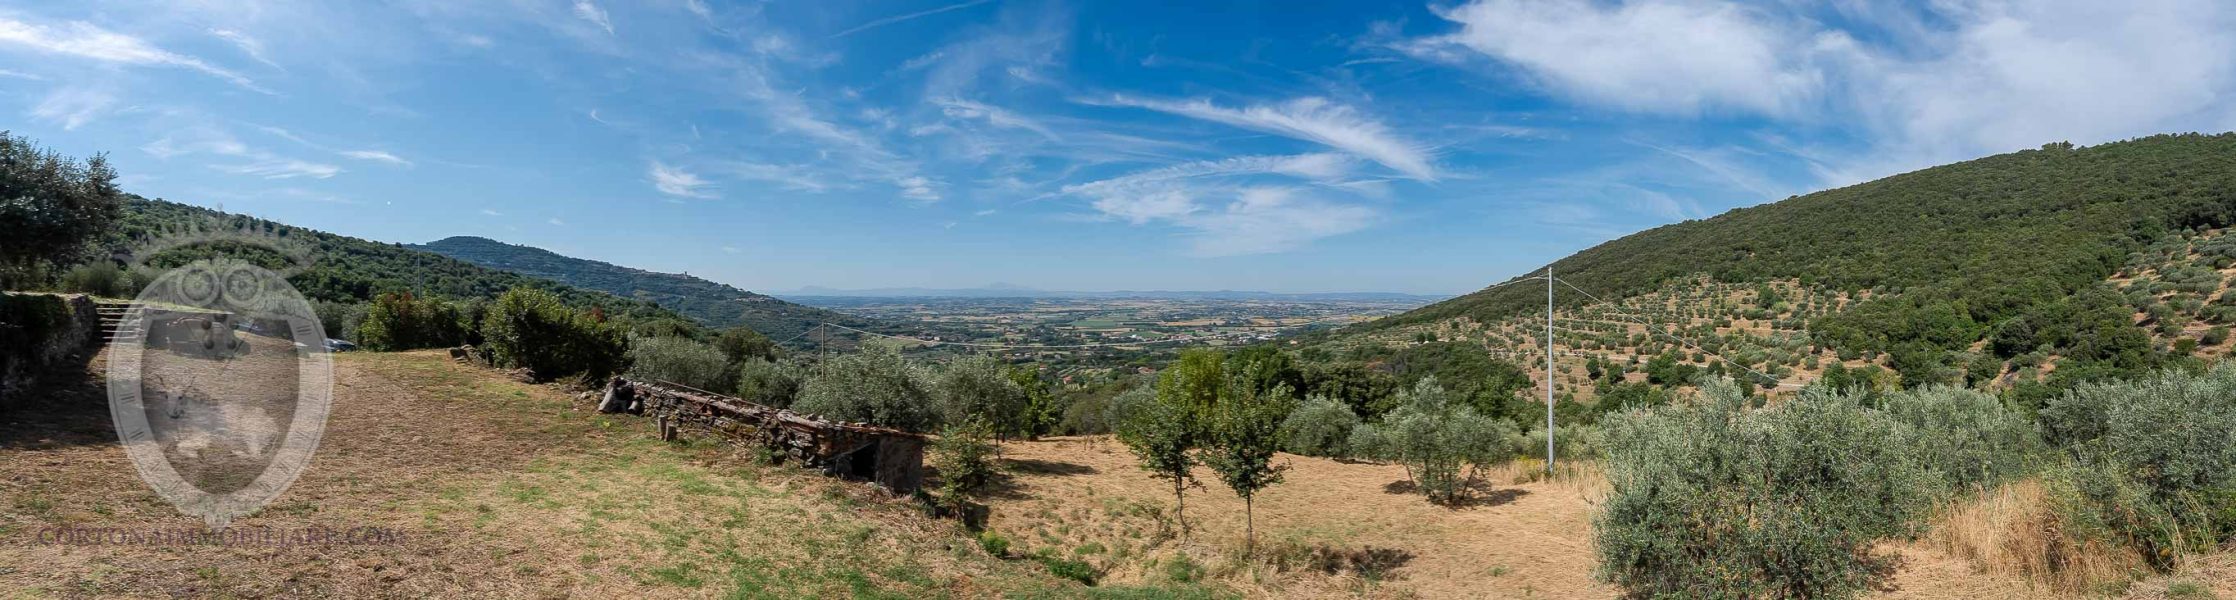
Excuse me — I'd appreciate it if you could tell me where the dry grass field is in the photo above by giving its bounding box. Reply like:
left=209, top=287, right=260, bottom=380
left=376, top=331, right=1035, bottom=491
left=4, top=348, right=2232, bottom=598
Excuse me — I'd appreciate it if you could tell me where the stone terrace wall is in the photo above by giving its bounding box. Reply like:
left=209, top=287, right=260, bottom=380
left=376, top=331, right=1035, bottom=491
left=0, top=292, right=100, bottom=407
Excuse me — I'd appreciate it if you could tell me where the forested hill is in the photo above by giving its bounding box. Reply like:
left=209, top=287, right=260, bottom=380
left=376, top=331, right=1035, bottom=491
left=411, top=236, right=877, bottom=342
left=1359, top=134, right=2236, bottom=356
left=116, top=197, right=684, bottom=322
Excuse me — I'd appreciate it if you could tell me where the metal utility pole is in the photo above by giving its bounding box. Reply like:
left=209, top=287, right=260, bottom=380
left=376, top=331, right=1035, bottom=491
left=1546, top=266, right=1556, bottom=473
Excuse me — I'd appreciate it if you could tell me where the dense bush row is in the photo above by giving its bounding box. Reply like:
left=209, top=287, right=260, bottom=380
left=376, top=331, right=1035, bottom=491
left=2040, top=365, right=2236, bottom=568
left=1595, top=379, right=2041, bottom=598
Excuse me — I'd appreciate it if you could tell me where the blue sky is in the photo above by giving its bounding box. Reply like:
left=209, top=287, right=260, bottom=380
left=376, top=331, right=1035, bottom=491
left=4, top=1, right=2234, bottom=295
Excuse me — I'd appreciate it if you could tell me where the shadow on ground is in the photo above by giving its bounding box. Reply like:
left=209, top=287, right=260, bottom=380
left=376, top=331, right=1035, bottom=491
left=1381, top=478, right=1530, bottom=508
left=978, top=457, right=1098, bottom=499
left=0, top=350, right=114, bottom=451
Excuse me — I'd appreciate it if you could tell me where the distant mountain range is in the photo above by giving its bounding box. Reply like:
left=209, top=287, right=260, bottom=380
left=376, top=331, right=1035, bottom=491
left=411, top=236, right=880, bottom=343
left=773, top=285, right=1446, bottom=302
left=119, top=199, right=690, bottom=325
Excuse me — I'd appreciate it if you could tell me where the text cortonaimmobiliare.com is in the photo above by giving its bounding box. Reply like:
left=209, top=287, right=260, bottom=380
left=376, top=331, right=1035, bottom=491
left=23, top=525, right=407, bottom=547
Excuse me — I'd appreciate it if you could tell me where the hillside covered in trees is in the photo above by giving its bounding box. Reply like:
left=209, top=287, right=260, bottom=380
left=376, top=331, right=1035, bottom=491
left=412, top=236, right=878, bottom=344
left=113, top=198, right=684, bottom=324
left=1335, top=134, right=2236, bottom=387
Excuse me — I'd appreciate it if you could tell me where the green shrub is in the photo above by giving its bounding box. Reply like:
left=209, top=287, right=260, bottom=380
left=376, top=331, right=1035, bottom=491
left=934, top=355, right=1032, bottom=439
left=1278, top=395, right=1358, bottom=457
left=733, top=358, right=804, bottom=408
left=1038, top=555, right=1097, bottom=585
left=625, top=335, right=732, bottom=392
left=712, top=326, right=779, bottom=362
left=58, top=262, right=133, bottom=297
left=312, top=300, right=366, bottom=341
left=1159, top=554, right=1203, bottom=584
left=1349, top=377, right=1520, bottom=504
left=1875, top=385, right=2042, bottom=492
left=480, top=287, right=628, bottom=382
left=1518, top=423, right=1601, bottom=462
left=1595, top=379, right=1938, bottom=598
left=355, top=291, right=471, bottom=351
left=932, top=420, right=1000, bottom=513
left=2043, top=365, right=2236, bottom=568
left=793, top=345, right=939, bottom=431
left=1099, top=386, right=1156, bottom=436
left=0, top=132, right=121, bottom=287
left=976, top=529, right=1010, bottom=557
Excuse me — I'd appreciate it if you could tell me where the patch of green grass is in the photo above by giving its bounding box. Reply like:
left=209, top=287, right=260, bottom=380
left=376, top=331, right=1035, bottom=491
left=1038, top=555, right=1098, bottom=586
left=2167, top=579, right=2217, bottom=600
left=1158, top=555, right=1203, bottom=584
left=644, top=564, right=705, bottom=588
left=978, top=530, right=1012, bottom=558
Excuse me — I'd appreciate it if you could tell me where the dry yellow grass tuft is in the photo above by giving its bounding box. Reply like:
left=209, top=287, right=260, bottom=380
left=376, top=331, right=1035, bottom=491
left=1921, top=479, right=2147, bottom=595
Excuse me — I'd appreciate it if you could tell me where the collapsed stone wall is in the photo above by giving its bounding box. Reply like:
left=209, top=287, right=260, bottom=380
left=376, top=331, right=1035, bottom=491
left=610, top=378, right=926, bottom=494
left=0, top=293, right=100, bottom=406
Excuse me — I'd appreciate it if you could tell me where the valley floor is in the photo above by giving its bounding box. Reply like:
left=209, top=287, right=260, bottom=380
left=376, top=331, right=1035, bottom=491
left=2, top=349, right=2230, bottom=598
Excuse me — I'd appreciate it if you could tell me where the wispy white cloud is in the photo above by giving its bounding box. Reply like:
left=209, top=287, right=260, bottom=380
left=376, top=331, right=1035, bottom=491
left=718, top=161, right=831, bottom=192
left=1062, top=154, right=1373, bottom=254
left=832, top=0, right=995, bottom=38
left=212, top=158, right=343, bottom=179
left=731, top=67, right=942, bottom=201
left=1183, top=187, right=1376, bottom=256
left=684, top=0, right=715, bottom=23
left=897, top=176, right=940, bottom=202
left=649, top=161, right=715, bottom=198
left=209, top=28, right=280, bottom=70
left=340, top=150, right=411, bottom=166
left=934, top=98, right=1059, bottom=141
left=573, top=0, right=615, bottom=35
left=481, top=208, right=503, bottom=216
left=0, top=18, right=270, bottom=93
left=917, top=8, right=1068, bottom=99
left=1401, top=0, right=1821, bottom=117
left=548, top=217, right=566, bottom=226
left=1094, top=95, right=1436, bottom=179
left=1405, top=0, right=2236, bottom=184
left=1630, top=140, right=1788, bottom=200
left=30, top=87, right=114, bottom=130
left=145, top=126, right=342, bottom=179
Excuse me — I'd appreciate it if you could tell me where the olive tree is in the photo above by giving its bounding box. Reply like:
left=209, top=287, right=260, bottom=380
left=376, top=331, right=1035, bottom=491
left=794, top=345, right=940, bottom=431
left=626, top=335, right=733, bottom=392
left=0, top=132, right=121, bottom=287
left=934, top=354, right=1032, bottom=439
left=1279, top=394, right=1358, bottom=457
left=734, top=357, right=805, bottom=408
left=1595, top=379, right=1937, bottom=598
left=1349, top=377, right=1518, bottom=505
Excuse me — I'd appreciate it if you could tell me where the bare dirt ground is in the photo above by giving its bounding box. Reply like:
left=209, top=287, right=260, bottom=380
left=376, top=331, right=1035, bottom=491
left=986, top=437, right=1612, bottom=598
